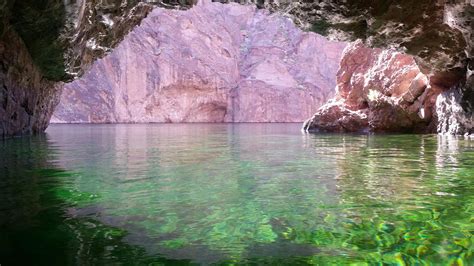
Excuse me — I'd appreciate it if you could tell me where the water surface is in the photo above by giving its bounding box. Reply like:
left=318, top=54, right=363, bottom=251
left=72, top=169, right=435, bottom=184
left=1, top=124, right=473, bottom=265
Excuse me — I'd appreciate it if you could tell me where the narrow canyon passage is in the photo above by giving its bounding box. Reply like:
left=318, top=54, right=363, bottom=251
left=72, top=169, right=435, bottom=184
left=50, top=1, right=473, bottom=134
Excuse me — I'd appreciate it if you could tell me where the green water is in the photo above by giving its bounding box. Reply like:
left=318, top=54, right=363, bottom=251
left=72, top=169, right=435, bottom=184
left=1, top=124, right=473, bottom=265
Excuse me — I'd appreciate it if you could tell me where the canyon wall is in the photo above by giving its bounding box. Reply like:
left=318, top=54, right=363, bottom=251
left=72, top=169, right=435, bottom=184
left=1, top=0, right=195, bottom=137
left=51, top=2, right=346, bottom=123
left=281, top=0, right=473, bottom=134
left=1, top=0, right=472, bottom=136
left=0, top=29, right=61, bottom=138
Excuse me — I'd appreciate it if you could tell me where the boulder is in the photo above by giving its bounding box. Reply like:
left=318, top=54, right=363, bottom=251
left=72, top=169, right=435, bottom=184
left=303, top=41, right=446, bottom=133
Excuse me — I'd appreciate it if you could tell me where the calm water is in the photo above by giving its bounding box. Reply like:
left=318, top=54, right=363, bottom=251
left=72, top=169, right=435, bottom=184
left=1, top=124, right=473, bottom=265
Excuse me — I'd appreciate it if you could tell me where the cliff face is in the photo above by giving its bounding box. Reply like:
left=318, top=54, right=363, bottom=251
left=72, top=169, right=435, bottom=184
left=62, top=0, right=198, bottom=78
left=1, top=0, right=197, bottom=137
left=285, top=0, right=473, bottom=134
left=0, top=29, right=61, bottom=138
left=51, top=2, right=346, bottom=123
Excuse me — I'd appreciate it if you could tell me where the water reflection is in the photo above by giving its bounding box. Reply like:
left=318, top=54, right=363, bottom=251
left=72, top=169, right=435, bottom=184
left=0, top=135, right=54, bottom=227
left=1, top=124, right=473, bottom=264
left=0, top=133, right=191, bottom=265
left=47, top=124, right=341, bottom=263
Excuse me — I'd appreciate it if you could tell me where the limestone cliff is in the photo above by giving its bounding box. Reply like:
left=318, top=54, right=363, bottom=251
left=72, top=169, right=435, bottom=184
left=51, top=2, right=346, bottom=123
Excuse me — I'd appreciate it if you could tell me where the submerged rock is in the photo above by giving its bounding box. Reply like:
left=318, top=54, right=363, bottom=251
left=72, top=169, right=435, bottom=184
left=303, top=41, right=446, bottom=133
left=52, top=2, right=346, bottom=123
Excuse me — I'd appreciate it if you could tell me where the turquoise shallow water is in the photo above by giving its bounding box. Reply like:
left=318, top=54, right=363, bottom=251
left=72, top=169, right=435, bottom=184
left=0, top=124, right=473, bottom=265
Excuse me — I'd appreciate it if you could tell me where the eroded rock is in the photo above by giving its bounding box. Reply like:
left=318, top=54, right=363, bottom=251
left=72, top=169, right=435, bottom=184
left=303, top=41, right=445, bottom=133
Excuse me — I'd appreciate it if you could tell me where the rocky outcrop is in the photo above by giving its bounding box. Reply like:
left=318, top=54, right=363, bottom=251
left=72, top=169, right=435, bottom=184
left=256, top=0, right=472, bottom=134
left=0, top=29, right=61, bottom=138
left=303, top=41, right=447, bottom=133
left=51, top=2, right=346, bottom=123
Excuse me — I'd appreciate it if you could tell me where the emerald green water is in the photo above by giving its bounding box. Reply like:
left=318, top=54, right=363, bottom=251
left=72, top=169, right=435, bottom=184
left=1, top=124, right=473, bottom=265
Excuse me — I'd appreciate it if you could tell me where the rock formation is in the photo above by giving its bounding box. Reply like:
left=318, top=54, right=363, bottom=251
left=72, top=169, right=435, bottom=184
left=436, top=86, right=474, bottom=135
left=277, top=0, right=473, bottom=134
left=251, top=1, right=471, bottom=75
left=0, top=29, right=61, bottom=138
left=1, top=0, right=472, bottom=136
left=303, top=41, right=449, bottom=133
left=51, top=2, right=346, bottom=123
left=63, top=0, right=198, bottom=78
left=1, top=0, right=195, bottom=137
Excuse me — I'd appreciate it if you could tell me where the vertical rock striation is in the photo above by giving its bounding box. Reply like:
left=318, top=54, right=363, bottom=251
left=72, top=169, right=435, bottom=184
left=63, top=0, right=198, bottom=78
left=1, top=0, right=196, bottom=138
left=52, top=2, right=346, bottom=123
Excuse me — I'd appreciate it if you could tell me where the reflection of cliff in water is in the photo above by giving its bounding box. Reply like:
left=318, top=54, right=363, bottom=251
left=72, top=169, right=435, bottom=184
left=326, top=134, right=474, bottom=204
left=46, top=124, right=342, bottom=263
left=0, top=133, right=191, bottom=265
left=0, top=135, right=55, bottom=227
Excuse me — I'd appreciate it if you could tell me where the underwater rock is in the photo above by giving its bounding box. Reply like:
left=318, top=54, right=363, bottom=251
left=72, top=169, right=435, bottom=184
left=52, top=1, right=346, bottom=123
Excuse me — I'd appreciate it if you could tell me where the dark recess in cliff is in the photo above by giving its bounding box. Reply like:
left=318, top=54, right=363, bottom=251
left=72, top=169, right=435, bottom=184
left=10, top=0, right=67, bottom=81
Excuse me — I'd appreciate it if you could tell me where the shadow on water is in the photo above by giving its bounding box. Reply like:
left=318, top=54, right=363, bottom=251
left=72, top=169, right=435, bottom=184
left=1, top=124, right=473, bottom=265
left=0, top=134, right=193, bottom=265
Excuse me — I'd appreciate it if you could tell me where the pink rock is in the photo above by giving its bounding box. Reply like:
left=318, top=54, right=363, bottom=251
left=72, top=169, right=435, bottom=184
left=52, top=2, right=346, bottom=123
left=304, top=41, right=440, bottom=133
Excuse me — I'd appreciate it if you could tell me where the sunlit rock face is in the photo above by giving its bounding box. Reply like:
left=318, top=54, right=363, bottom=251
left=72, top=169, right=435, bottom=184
left=52, top=2, right=346, bottom=123
left=303, top=41, right=445, bottom=133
